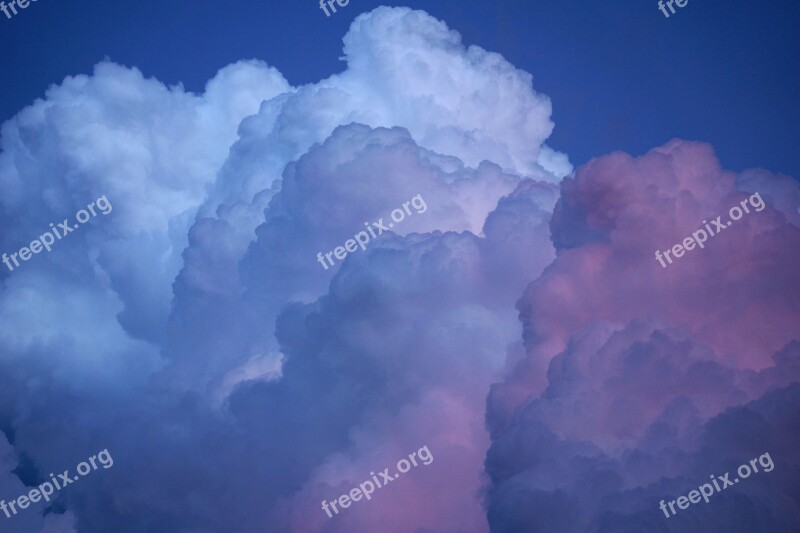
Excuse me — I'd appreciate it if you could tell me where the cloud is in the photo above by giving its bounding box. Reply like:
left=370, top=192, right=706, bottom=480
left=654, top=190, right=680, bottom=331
left=0, top=433, right=77, bottom=532
left=486, top=139, right=800, bottom=531
left=162, top=2, right=570, bottom=397
left=0, top=6, right=564, bottom=532
left=1, top=2, right=796, bottom=531
left=156, top=120, right=558, bottom=531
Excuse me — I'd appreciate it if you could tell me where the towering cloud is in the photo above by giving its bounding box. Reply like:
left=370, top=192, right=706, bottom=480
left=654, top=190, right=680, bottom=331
left=486, top=140, right=800, bottom=531
left=0, top=6, right=566, bottom=532
left=1, top=3, right=797, bottom=531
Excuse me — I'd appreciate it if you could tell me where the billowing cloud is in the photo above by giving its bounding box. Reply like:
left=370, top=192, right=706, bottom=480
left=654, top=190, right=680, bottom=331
left=150, top=120, right=559, bottom=531
left=486, top=140, right=800, bottom=531
left=0, top=6, right=566, bottom=532
left=1, top=2, right=797, bottom=531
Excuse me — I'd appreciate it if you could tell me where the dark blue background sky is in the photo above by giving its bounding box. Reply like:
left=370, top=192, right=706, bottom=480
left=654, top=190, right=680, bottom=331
left=2, top=0, right=798, bottom=176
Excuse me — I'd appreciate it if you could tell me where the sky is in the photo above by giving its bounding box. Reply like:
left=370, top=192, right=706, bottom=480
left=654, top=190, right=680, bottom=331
left=2, top=0, right=799, bottom=176
left=0, top=2, right=799, bottom=532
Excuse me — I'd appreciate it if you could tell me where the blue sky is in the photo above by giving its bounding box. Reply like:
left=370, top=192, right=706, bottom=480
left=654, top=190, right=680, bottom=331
left=2, top=0, right=799, bottom=175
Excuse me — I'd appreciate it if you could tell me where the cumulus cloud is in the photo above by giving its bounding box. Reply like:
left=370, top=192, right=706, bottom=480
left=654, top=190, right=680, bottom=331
left=486, top=139, right=800, bottom=531
left=0, top=6, right=564, bottom=532
left=162, top=3, right=568, bottom=397
left=0, top=433, right=77, bottom=532
left=153, top=120, right=558, bottom=531
left=0, top=58, right=289, bottom=375
left=1, top=2, right=796, bottom=531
